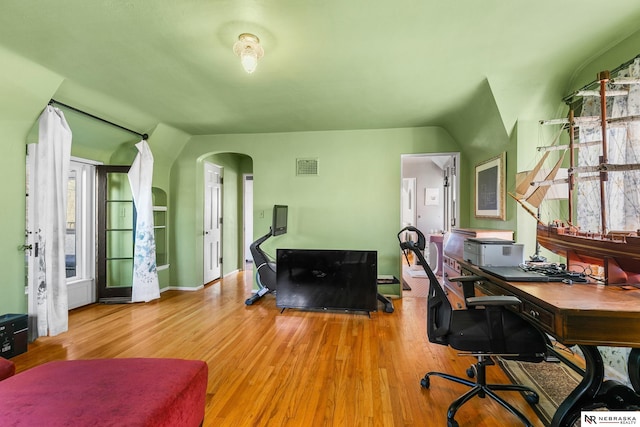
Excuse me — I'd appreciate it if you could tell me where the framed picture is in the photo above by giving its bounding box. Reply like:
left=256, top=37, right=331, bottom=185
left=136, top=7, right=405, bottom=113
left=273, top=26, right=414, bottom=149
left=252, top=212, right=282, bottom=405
left=475, top=153, right=505, bottom=220
left=425, top=187, right=439, bottom=206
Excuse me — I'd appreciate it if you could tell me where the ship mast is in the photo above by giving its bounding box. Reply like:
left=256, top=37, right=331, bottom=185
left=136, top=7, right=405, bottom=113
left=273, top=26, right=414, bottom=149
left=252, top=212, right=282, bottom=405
left=568, top=108, right=575, bottom=224
left=598, top=71, right=610, bottom=236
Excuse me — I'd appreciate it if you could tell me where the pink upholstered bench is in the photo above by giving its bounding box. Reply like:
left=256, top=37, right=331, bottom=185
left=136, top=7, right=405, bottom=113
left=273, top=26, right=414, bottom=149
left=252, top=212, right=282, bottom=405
left=0, top=357, right=14, bottom=381
left=0, top=358, right=208, bottom=426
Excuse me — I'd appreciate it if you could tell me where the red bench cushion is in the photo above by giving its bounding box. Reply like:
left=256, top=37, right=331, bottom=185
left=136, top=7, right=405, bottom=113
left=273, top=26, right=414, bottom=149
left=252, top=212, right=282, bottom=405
left=0, top=358, right=208, bottom=427
left=0, top=357, right=15, bottom=381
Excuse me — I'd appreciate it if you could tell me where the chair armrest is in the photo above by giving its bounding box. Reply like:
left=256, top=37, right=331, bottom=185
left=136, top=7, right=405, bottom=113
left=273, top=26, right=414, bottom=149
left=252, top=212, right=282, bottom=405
left=466, top=295, right=522, bottom=307
left=448, top=275, right=483, bottom=282
left=448, top=276, right=483, bottom=303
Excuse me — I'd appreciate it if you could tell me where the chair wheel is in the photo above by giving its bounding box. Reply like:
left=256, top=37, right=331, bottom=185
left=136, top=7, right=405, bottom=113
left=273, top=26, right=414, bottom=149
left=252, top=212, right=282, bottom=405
left=447, top=419, right=459, bottom=427
left=466, top=367, right=475, bottom=378
left=420, top=376, right=430, bottom=389
left=525, top=392, right=539, bottom=405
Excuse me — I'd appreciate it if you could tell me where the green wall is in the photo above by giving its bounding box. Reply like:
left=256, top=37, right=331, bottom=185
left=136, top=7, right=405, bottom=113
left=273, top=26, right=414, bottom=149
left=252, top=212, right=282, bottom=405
left=169, top=127, right=462, bottom=289
left=2, top=25, right=640, bottom=313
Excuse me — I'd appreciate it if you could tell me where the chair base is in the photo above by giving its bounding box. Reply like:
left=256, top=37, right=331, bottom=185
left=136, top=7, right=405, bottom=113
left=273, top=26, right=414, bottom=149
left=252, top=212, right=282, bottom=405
left=420, top=359, right=539, bottom=427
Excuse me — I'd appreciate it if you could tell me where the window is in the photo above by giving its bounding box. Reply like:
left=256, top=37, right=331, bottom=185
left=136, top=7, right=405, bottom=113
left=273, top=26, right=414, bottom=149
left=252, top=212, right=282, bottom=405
left=65, top=169, right=77, bottom=278
left=66, top=160, right=96, bottom=283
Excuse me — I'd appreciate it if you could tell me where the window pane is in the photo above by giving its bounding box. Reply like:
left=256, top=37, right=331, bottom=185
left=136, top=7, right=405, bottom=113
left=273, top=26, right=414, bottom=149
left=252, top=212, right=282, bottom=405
left=106, top=230, right=133, bottom=258
left=107, top=201, right=134, bottom=230
left=107, top=259, right=133, bottom=288
left=66, top=170, right=77, bottom=278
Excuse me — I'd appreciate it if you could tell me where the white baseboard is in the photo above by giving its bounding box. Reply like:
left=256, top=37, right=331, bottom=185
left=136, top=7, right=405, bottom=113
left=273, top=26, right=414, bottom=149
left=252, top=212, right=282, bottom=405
left=224, top=269, right=239, bottom=278
left=161, top=285, right=204, bottom=292
left=159, top=270, right=239, bottom=292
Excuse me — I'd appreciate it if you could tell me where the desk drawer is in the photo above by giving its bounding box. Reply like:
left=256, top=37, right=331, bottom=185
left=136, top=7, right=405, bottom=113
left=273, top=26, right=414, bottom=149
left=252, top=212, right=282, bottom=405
left=443, top=256, right=460, bottom=275
left=473, top=278, right=554, bottom=331
left=521, top=300, right=554, bottom=331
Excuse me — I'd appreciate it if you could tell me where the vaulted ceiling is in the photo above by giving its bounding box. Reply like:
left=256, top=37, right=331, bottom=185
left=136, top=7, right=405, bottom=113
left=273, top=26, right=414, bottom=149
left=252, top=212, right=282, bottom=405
left=2, top=0, right=640, bottom=139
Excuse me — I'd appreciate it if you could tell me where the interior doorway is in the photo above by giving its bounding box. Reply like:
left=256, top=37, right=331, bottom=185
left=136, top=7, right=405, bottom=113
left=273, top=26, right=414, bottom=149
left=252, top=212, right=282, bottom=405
left=400, top=153, right=459, bottom=290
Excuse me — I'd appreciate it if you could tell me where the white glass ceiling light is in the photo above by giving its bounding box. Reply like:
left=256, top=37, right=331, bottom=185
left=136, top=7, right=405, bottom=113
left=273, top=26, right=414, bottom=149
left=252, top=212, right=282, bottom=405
left=233, top=33, right=264, bottom=74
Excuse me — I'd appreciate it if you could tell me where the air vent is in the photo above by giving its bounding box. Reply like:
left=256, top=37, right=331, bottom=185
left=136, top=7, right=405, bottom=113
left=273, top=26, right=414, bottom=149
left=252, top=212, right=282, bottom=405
left=296, top=158, right=319, bottom=176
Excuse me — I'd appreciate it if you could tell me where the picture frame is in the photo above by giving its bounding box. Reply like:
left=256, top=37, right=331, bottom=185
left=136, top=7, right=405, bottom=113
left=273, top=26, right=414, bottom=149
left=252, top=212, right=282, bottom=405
left=475, top=153, right=505, bottom=220
left=425, top=187, right=439, bottom=206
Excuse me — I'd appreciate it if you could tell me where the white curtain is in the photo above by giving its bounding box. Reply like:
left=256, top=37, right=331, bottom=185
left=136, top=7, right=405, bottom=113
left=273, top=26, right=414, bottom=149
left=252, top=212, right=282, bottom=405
left=30, top=106, right=72, bottom=337
left=128, top=140, right=160, bottom=302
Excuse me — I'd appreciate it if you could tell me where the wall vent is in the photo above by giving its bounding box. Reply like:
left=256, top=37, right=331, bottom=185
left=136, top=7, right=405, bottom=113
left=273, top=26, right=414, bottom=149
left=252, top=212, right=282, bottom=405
left=296, top=158, right=319, bottom=176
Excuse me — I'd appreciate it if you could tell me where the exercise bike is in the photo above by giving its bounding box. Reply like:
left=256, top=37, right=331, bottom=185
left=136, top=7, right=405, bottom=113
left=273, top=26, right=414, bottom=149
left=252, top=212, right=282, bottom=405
left=244, top=228, right=278, bottom=305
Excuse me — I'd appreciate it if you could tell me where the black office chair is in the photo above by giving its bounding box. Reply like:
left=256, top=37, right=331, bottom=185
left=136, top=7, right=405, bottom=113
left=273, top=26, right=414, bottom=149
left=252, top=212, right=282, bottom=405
left=398, top=226, right=547, bottom=427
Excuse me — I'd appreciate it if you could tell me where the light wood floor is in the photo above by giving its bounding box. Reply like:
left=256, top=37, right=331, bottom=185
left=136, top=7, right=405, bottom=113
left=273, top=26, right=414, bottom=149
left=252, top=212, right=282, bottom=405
left=12, top=270, right=544, bottom=427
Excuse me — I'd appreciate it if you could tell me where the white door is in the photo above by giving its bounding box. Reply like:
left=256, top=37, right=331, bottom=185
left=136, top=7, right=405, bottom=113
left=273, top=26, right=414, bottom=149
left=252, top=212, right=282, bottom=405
left=443, top=157, right=457, bottom=229
left=243, top=174, right=254, bottom=263
left=26, top=151, right=98, bottom=311
left=401, top=178, right=417, bottom=228
left=204, top=162, right=222, bottom=283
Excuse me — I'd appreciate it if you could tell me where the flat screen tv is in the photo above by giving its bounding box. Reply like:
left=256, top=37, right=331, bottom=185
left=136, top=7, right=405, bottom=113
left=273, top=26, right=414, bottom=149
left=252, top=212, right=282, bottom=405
left=272, top=205, right=288, bottom=236
left=276, top=249, right=378, bottom=312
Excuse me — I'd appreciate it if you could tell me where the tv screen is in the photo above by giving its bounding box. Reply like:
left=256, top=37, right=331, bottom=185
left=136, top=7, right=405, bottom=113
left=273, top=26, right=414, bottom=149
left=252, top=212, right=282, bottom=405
left=272, top=205, right=288, bottom=236
left=276, top=249, right=378, bottom=312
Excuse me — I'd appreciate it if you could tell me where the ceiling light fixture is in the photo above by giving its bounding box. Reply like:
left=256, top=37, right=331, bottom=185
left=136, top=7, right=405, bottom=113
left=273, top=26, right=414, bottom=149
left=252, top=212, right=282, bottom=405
left=233, top=33, right=264, bottom=74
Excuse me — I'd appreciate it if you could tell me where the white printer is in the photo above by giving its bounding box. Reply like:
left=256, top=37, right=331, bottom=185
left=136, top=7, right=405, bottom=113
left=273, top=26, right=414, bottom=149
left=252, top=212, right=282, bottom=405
left=463, top=237, right=524, bottom=266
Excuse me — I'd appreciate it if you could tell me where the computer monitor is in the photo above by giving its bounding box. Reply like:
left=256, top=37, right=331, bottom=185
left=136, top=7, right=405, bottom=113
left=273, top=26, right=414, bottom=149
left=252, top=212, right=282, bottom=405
left=272, top=205, right=288, bottom=236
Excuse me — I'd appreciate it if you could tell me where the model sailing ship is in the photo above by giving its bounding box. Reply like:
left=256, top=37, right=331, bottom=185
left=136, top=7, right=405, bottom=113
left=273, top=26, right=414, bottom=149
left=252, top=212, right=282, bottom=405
left=512, top=62, right=640, bottom=284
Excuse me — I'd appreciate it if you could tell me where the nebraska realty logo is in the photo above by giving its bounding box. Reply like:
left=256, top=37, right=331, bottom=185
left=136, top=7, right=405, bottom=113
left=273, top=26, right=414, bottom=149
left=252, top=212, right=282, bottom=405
left=582, top=411, right=640, bottom=425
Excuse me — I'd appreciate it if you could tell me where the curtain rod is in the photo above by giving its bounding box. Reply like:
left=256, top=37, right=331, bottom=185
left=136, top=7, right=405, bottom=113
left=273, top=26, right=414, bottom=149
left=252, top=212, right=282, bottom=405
left=562, top=53, right=640, bottom=104
left=48, top=99, right=148, bottom=140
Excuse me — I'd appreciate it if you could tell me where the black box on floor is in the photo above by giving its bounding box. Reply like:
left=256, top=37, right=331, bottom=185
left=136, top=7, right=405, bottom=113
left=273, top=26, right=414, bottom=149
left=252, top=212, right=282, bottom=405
left=0, top=313, right=28, bottom=358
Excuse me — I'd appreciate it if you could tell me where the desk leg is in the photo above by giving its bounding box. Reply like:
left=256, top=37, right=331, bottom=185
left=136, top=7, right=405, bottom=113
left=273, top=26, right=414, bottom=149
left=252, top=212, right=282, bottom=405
left=628, top=348, right=640, bottom=393
left=551, top=345, right=603, bottom=427
left=552, top=346, right=640, bottom=426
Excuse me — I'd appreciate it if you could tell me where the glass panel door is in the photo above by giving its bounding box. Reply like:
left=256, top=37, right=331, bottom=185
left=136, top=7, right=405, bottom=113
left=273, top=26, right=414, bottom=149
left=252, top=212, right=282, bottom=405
left=97, top=165, right=133, bottom=302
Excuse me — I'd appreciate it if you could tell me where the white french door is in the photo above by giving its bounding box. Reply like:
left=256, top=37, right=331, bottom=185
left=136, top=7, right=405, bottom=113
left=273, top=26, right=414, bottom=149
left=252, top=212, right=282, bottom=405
left=203, top=162, right=222, bottom=283
left=26, top=153, right=97, bottom=310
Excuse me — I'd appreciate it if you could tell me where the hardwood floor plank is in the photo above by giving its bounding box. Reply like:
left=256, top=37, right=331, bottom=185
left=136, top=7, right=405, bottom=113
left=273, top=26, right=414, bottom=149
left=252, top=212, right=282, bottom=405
left=10, top=270, right=544, bottom=426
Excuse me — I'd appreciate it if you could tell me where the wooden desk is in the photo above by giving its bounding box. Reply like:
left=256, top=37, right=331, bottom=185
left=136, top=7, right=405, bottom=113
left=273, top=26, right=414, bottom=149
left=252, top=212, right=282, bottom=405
left=455, top=258, right=640, bottom=427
